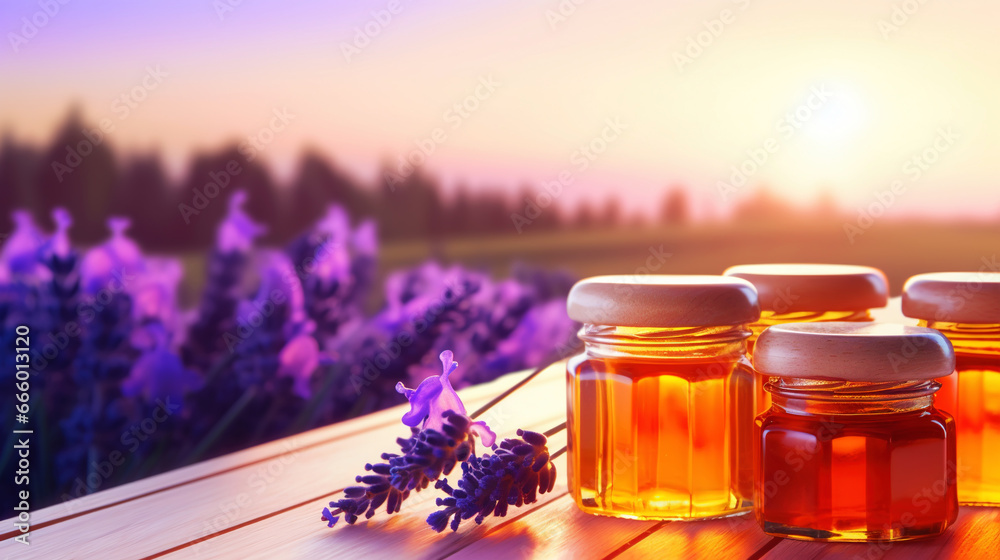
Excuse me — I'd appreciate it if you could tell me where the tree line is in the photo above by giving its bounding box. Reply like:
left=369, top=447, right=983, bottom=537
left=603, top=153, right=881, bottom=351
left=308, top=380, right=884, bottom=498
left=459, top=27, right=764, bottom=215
left=0, top=112, right=701, bottom=250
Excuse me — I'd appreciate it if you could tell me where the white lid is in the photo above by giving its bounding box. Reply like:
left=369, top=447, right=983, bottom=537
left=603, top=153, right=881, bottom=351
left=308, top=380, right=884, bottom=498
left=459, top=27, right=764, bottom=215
left=724, top=263, right=888, bottom=313
left=902, top=272, right=1000, bottom=324
left=753, top=322, right=955, bottom=382
left=567, top=275, right=760, bottom=328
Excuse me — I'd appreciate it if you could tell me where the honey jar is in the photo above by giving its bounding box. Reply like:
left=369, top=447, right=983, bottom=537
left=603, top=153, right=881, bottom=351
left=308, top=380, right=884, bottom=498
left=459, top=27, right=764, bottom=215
left=903, top=272, right=1000, bottom=505
left=566, top=275, right=760, bottom=519
left=723, top=264, right=889, bottom=415
left=753, top=323, right=958, bottom=542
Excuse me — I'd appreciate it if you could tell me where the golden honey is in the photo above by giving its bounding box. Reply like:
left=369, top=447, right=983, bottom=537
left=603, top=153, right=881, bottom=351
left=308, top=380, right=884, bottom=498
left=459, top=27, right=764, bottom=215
left=903, top=272, right=1000, bottom=506
left=566, top=275, right=759, bottom=519
left=919, top=322, right=1000, bottom=505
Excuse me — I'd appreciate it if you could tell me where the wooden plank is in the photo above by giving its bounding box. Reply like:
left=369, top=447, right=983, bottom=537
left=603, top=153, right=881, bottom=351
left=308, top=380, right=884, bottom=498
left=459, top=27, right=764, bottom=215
left=0, top=364, right=559, bottom=535
left=0, top=364, right=568, bottom=559
left=442, top=493, right=666, bottom=560
left=153, top=432, right=572, bottom=560
left=614, top=509, right=772, bottom=560
left=762, top=506, right=1000, bottom=559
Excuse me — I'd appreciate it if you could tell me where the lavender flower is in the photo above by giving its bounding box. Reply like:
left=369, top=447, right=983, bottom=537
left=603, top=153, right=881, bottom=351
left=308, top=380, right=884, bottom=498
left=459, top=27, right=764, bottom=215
left=123, top=339, right=202, bottom=405
left=286, top=205, right=375, bottom=348
left=278, top=334, right=324, bottom=399
left=0, top=210, right=48, bottom=283
left=397, top=351, right=494, bottom=445
left=217, top=191, right=266, bottom=253
left=427, top=429, right=557, bottom=533
left=79, top=217, right=143, bottom=294
left=182, top=191, right=264, bottom=371
left=322, top=351, right=494, bottom=528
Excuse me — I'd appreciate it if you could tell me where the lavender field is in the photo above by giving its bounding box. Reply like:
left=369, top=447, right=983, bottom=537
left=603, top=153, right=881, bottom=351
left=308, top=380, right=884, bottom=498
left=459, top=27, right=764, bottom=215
left=0, top=196, right=579, bottom=517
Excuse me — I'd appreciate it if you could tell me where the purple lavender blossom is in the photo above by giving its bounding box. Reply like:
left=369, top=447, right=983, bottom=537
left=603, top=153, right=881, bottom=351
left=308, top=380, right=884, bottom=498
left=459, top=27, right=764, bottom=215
left=182, top=191, right=264, bottom=371
left=80, top=217, right=144, bottom=294
left=123, top=342, right=202, bottom=404
left=129, top=257, right=184, bottom=350
left=286, top=205, right=375, bottom=348
left=278, top=334, right=323, bottom=399
left=396, top=350, right=495, bottom=446
left=427, top=429, right=557, bottom=533
left=40, top=208, right=74, bottom=262
left=0, top=210, right=48, bottom=282
left=217, top=191, right=266, bottom=253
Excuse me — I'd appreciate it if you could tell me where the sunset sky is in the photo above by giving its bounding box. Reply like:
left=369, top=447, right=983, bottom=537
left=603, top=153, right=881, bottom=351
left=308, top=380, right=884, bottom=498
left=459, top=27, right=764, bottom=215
left=2, top=0, right=999, bottom=219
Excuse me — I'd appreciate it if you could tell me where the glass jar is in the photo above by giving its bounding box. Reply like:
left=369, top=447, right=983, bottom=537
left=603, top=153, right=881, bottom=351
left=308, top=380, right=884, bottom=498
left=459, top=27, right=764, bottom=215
left=903, top=271, right=1000, bottom=506
left=724, top=264, right=889, bottom=415
left=753, top=322, right=958, bottom=542
left=566, top=275, right=760, bottom=520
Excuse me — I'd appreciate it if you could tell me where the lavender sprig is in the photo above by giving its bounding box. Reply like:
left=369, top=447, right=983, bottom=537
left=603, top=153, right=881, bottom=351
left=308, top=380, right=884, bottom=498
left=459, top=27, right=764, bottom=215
left=427, top=429, right=557, bottom=533
left=322, top=409, right=476, bottom=527
left=322, top=351, right=495, bottom=528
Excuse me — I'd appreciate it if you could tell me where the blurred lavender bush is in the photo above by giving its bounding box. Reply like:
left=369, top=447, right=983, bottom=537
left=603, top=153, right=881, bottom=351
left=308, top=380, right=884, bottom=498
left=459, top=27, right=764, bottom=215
left=0, top=193, right=577, bottom=516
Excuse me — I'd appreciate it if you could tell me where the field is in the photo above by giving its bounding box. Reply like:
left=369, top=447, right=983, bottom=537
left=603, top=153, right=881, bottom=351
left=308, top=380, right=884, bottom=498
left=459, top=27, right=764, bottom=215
left=175, top=218, right=1000, bottom=307
left=381, top=219, right=1000, bottom=293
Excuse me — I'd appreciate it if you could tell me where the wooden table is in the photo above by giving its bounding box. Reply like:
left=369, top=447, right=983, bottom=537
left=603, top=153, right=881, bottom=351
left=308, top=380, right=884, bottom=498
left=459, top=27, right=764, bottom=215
left=2, top=359, right=998, bottom=559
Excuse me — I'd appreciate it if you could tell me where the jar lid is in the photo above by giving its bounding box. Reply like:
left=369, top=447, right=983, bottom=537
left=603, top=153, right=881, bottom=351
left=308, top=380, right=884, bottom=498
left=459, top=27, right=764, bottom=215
left=902, top=272, right=1000, bottom=324
left=723, top=263, right=888, bottom=313
left=566, top=275, right=760, bottom=328
left=753, top=322, right=955, bottom=381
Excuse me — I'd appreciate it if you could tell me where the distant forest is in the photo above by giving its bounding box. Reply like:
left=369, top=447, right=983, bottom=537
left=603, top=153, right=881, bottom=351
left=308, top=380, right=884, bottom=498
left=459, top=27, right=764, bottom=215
left=1, top=112, right=810, bottom=251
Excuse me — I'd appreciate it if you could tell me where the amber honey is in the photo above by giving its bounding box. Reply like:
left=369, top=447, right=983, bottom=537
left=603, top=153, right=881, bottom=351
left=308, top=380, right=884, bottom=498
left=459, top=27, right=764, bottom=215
left=565, top=275, right=760, bottom=520
left=903, top=272, right=1000, bottom=506
left=919, top=321, right=1000, bottom=505
left=752, top=322, right=957, bottom=542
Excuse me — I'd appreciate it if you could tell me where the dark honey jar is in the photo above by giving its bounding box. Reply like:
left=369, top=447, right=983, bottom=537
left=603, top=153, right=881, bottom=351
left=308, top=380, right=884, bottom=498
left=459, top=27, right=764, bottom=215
left=753, top=322, right=958, bottom=542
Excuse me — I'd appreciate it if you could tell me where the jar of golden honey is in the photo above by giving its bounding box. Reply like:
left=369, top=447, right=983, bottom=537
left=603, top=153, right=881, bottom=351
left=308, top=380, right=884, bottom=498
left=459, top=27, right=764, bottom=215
left=753, top=323, right=958, bottom=542
left=723, top=264, right=889, bottom=415
left=903, top=272, right=1000, bottom=506
left=566, top=275, right=760, bottom=519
